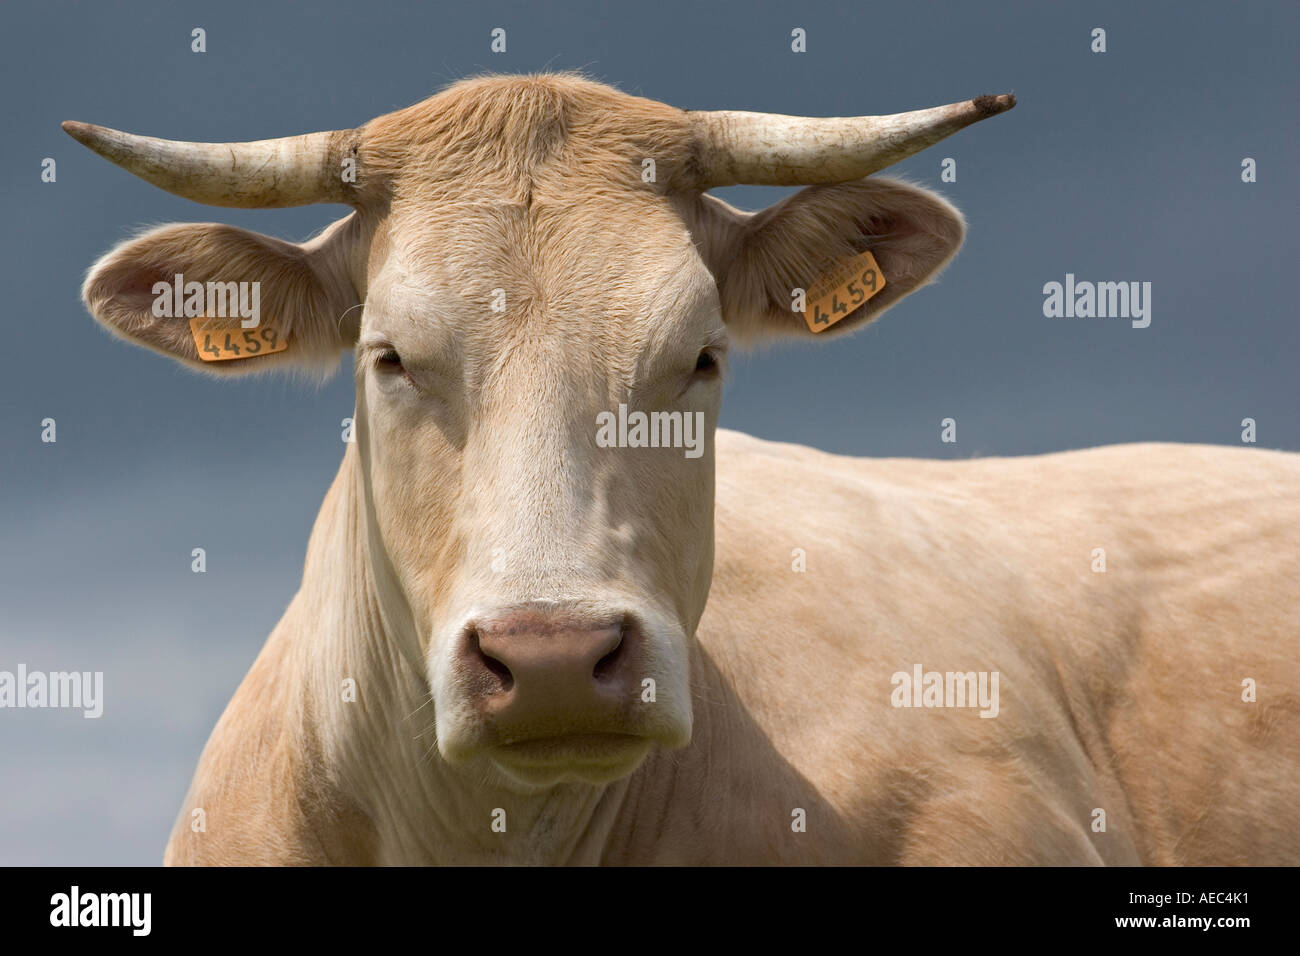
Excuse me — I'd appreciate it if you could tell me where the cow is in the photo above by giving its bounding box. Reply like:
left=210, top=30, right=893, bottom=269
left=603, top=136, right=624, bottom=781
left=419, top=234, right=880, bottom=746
left=66, top=73, right=1299, bottom=865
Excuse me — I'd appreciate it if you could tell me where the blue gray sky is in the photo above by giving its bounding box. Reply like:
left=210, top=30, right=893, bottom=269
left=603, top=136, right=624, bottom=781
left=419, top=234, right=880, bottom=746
left=1, top=0, right=1296, bottom=864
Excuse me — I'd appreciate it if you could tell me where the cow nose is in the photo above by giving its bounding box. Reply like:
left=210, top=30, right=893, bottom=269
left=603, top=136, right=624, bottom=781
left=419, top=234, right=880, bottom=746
left=461, top=610, right=636, bottom=727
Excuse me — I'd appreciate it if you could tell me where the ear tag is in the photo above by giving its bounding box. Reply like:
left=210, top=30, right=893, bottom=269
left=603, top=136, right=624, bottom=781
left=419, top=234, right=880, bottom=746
left=803, top=249, right=886, bottom=333
left=188, top=318, right=289, bottom=362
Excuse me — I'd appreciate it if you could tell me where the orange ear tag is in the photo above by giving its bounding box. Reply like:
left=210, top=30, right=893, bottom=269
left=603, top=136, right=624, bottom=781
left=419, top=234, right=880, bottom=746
left=188, top=318, right=290, bottom=362
left=803, top=249, right=886, bottom=333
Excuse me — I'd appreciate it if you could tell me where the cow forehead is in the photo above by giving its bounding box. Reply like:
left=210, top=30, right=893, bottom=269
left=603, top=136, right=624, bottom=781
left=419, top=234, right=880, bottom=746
left=365, top=196, right=719, bottom=358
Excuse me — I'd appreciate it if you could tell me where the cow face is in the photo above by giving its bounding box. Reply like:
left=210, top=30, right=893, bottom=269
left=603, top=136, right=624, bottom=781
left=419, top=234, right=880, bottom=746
left=356, top=195, right=723, bottom=787
left=71, top=74, right=1008, bottom=789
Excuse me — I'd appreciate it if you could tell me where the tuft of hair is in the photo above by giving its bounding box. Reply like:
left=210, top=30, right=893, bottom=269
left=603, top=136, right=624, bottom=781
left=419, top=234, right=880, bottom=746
left=358, top=71, right=698, bottom=205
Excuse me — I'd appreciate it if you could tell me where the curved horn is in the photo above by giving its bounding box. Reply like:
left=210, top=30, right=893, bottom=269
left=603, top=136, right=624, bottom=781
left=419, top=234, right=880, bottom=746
left=689, top=94, right=1016, bottom=188
left=61, top=122, right=356, bottom=208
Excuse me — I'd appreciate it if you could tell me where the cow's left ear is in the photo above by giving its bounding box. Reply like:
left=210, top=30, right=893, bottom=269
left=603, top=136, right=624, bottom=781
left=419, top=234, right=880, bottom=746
left=682, top=178, right=965, bottom=344
left=82, top=213, right=362, bottom=376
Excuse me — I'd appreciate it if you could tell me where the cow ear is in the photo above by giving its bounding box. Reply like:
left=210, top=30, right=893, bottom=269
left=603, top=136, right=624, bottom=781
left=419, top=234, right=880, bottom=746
left=684, top=177, right=965, bottom=345
left=82, top=213, right=362, bottom=376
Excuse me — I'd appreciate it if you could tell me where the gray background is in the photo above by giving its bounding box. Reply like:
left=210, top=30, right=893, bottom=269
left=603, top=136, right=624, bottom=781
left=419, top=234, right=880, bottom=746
left=1, top=0, right=1295, bottom=864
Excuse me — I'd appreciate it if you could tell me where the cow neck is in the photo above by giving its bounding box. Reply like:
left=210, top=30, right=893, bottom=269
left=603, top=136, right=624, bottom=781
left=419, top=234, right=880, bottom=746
left=283, top=442, right=640, bottom=863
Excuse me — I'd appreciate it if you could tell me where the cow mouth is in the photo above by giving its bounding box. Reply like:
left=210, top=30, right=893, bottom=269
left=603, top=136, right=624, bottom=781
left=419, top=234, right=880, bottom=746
left=498, top=731, right=645, bottom=759
left=488, top=732, right=652, bottom=784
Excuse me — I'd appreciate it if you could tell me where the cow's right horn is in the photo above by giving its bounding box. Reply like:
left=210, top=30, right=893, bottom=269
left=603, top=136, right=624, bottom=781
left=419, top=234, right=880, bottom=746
left=61, top=122, right=356, bottom=208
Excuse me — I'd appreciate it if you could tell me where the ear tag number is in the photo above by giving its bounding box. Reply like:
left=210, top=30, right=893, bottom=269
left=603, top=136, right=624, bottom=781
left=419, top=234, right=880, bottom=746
left=188, top=318, right=289, bottom=362
left=803, top=250, right=887, bottom=333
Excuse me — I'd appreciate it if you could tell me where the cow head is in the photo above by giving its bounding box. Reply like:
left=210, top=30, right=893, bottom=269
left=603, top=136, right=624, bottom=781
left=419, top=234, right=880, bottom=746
left=69, top=74, right=1012, bottom=790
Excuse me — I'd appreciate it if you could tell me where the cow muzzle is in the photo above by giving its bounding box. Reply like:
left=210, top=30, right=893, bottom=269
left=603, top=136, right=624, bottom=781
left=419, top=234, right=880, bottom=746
left=436, top=602, right=686, bottom=786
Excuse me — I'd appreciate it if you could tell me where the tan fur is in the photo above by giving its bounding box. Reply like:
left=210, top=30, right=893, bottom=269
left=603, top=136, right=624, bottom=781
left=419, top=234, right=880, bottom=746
left=71, top=73, right=1298, bottom=865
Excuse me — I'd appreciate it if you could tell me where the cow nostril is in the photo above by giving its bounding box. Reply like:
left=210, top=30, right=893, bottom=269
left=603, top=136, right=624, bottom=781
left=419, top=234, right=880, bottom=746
left=469, top=628, right=514, bottom=692
left=592, top=625, right=627, bottom=682
left=482, top=653, right=513, bottom=689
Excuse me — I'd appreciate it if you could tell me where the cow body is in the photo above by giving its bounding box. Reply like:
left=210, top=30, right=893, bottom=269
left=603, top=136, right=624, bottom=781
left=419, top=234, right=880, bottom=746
left=65, top=73, right=1297, bottom=865
left=164, top=432, right=1300, bottom=865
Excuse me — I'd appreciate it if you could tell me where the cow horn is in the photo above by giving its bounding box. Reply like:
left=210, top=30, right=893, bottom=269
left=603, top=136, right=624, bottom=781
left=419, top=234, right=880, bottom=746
left=60, top=121, right=356, bottom=208
left=688, top=94, right=1016, bottom=188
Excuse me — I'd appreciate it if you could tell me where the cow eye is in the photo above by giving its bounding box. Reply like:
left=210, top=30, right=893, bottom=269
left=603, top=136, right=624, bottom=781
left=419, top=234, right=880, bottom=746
left=375, top=347, right=404, bottom=372
left=694, top=350, right=719, bottom=375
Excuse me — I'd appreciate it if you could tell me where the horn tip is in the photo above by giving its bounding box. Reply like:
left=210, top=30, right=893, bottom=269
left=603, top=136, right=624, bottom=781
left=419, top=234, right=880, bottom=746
left=972, top=93, right=1016, bottom=117
left=62, top=120, right=102, bottom=144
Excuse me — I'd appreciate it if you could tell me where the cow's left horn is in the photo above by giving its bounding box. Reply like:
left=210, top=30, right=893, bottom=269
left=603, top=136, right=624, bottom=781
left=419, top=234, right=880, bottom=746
left=61, top=122, right=356, bottom=208
left=688, top=94, right=1015, bottom=188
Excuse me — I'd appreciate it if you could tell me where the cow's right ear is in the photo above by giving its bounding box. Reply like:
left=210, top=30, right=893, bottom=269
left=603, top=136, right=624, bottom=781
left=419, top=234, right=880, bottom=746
left=82, top=213, right=362, bottom=376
